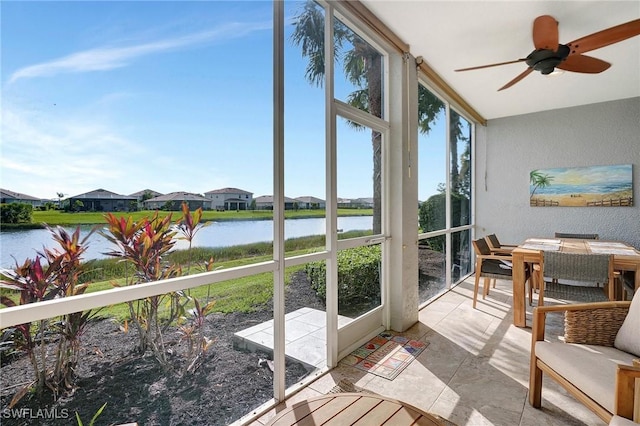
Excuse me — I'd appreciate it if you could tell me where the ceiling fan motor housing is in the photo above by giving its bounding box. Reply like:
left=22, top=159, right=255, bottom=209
left=526, top=45, right=571, bottom=74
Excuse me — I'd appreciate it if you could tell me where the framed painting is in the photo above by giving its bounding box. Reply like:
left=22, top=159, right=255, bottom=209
left=530, top=164, right=633, bottom=207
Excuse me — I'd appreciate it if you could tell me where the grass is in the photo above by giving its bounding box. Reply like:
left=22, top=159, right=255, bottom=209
left=27, top=208, right=373, bottom=227
left=2, top=230, right=371, bottom=322
left=75, top=255, right=305, bottom=323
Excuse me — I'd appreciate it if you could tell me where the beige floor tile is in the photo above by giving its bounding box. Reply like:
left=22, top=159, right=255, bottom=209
left=239, top=276, right=610, bottom=426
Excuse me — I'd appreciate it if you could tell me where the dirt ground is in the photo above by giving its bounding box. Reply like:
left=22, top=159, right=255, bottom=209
left=1, top=254, right=445, bottom=426
left=0, top=271, right=325, bottom=426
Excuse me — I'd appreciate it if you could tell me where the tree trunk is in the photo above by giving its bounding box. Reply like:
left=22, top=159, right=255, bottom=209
left=367, top=52, right=383, bottom=235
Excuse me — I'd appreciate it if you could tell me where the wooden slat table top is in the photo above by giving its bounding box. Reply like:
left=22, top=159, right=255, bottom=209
left=513, top=238, right=640, bottom=274
left=266, top=393, right=444, bottom=426
left=510, top=238, right=640, bottom=327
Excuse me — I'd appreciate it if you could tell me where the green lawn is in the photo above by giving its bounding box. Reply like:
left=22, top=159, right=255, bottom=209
left=2, top=250, right=308, bottom=322
left=30, top=208, right=372, bottom=226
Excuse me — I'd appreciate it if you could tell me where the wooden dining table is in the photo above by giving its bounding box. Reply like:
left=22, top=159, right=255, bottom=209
left=265, top=393, right=445, bottom=426
left=511, top=238, right=640, bottom=327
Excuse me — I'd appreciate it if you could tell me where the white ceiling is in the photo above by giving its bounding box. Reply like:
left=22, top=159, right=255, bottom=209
left=359, top=1, right=640, bottom=120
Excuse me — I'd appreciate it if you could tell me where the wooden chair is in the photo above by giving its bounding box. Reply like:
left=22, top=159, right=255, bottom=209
left=540, top=250, right=617, bottom=301
left=486, top=234, right=543, bottom=298
left=485, top=233, right=518, bottom=255
left=472, top=238, right=535, bottom=308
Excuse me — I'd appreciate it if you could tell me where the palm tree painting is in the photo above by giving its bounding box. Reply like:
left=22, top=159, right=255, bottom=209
left=530, top=164, right=633, bottom=207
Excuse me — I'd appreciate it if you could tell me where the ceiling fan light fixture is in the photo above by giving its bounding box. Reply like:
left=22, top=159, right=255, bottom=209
left=547, top=69, right=565, bottom=77
left=525, top=45, right=570, bottom=74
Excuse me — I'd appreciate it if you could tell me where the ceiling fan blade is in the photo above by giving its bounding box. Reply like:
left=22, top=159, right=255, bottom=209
left=533, top=15, right=559, bottom=50
left=455, top=58, right=526, bottom=72
left=567, top=18, right=640, bottom=55
left=498, top=68, right=534, bottom=91
left=557, top=54, right=611, bottom=73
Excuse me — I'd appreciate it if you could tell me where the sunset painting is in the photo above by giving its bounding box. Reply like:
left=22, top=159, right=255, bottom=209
left=530, top=164, right=633, bottom=207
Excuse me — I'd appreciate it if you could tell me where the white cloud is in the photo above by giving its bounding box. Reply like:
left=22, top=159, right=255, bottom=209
left=7, top=21, right=272, bottom=84
left=0, top=103, right=145, bottom=198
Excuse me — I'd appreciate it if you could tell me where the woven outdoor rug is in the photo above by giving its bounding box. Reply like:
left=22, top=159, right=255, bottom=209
left=328, top=379, right=457, bottom=426
left=543, top=282, right=608, bottom=303
left=340, top=331, right=429, bottom=380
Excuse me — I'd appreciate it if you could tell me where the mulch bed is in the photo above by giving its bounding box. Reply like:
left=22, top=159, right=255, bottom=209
left=0, top=271, right=324, bottom=426
left=1, top=252, right=446, bottom=426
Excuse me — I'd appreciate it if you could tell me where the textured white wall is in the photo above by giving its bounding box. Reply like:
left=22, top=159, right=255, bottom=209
left=475, top=97, right=640, bottom=249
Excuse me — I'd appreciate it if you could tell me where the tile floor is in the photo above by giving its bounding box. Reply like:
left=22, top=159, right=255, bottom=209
left=239, top=277, right=608, bottom=426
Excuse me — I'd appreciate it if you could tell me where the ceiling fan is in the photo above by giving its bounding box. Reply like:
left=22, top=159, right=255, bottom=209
left=455, top=15, right=640, bottom=91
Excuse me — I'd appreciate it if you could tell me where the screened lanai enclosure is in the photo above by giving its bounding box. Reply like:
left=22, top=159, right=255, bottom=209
left=0, top=1, right=476, bottom=424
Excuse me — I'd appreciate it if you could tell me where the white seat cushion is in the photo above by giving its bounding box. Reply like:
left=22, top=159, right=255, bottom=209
left=536, top=342, right=636, bottom=412
left=615, top=290, right=640, bottom=357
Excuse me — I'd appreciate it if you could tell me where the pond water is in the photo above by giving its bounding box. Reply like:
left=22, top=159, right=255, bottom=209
left=0, top=216, right=372, bottom=268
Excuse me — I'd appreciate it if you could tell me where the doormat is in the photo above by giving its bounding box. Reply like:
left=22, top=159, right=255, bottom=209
left=340, top=332, right=429, bottom=380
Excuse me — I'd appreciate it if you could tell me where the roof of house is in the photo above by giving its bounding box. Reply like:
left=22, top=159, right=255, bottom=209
left=295, top=196, right=325, bottom=203
left=69, top=189, right=136, bottom=200
left=204, top=187, right=253, bottom=195
left=129, top=189, right=163, bottom=197
left=254, top=195, right=297, bottom=203
left=0, top=188, right=41, bottom=201
left=145, top=192, right=209, bottom=202
left=356, top=197, right=374, bottom=204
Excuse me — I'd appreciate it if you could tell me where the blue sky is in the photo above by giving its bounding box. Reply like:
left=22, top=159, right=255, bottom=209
left=1, top=1, right=445, bottom=202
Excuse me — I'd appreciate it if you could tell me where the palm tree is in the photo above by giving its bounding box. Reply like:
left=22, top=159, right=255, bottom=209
left=530, top=170, right=554, bottom=199
left=292, top=1, right=465, bottom=233
left=292, top=1, right=384, bottom=232
left=56, top=192, right=65, bottom=208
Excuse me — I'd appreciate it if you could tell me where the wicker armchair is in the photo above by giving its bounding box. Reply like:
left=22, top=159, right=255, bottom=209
left=529, top=300, right=640, bottom=423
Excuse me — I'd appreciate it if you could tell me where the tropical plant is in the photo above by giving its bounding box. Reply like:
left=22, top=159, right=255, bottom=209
left=0, top=226, right=95, bottom=405
left=175, top=202, right=209, bottom=275
left=101, top=212, right=182, bottom=366
left=177, top=297, right=216, bottom=375
left=530, top=169, right=554, bottom=199
left=1, top=256, right=61, bottom=403
left=56, top=192, right=65, bottom=208
left=101, top=207, right=215, bottom=373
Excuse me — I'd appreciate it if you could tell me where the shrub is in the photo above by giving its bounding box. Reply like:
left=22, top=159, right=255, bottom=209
left=418, top=191, right=469, bottom=251
left=0, top=203, right=33, bottom=224
left=305, top=245, right=381, bottom=310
